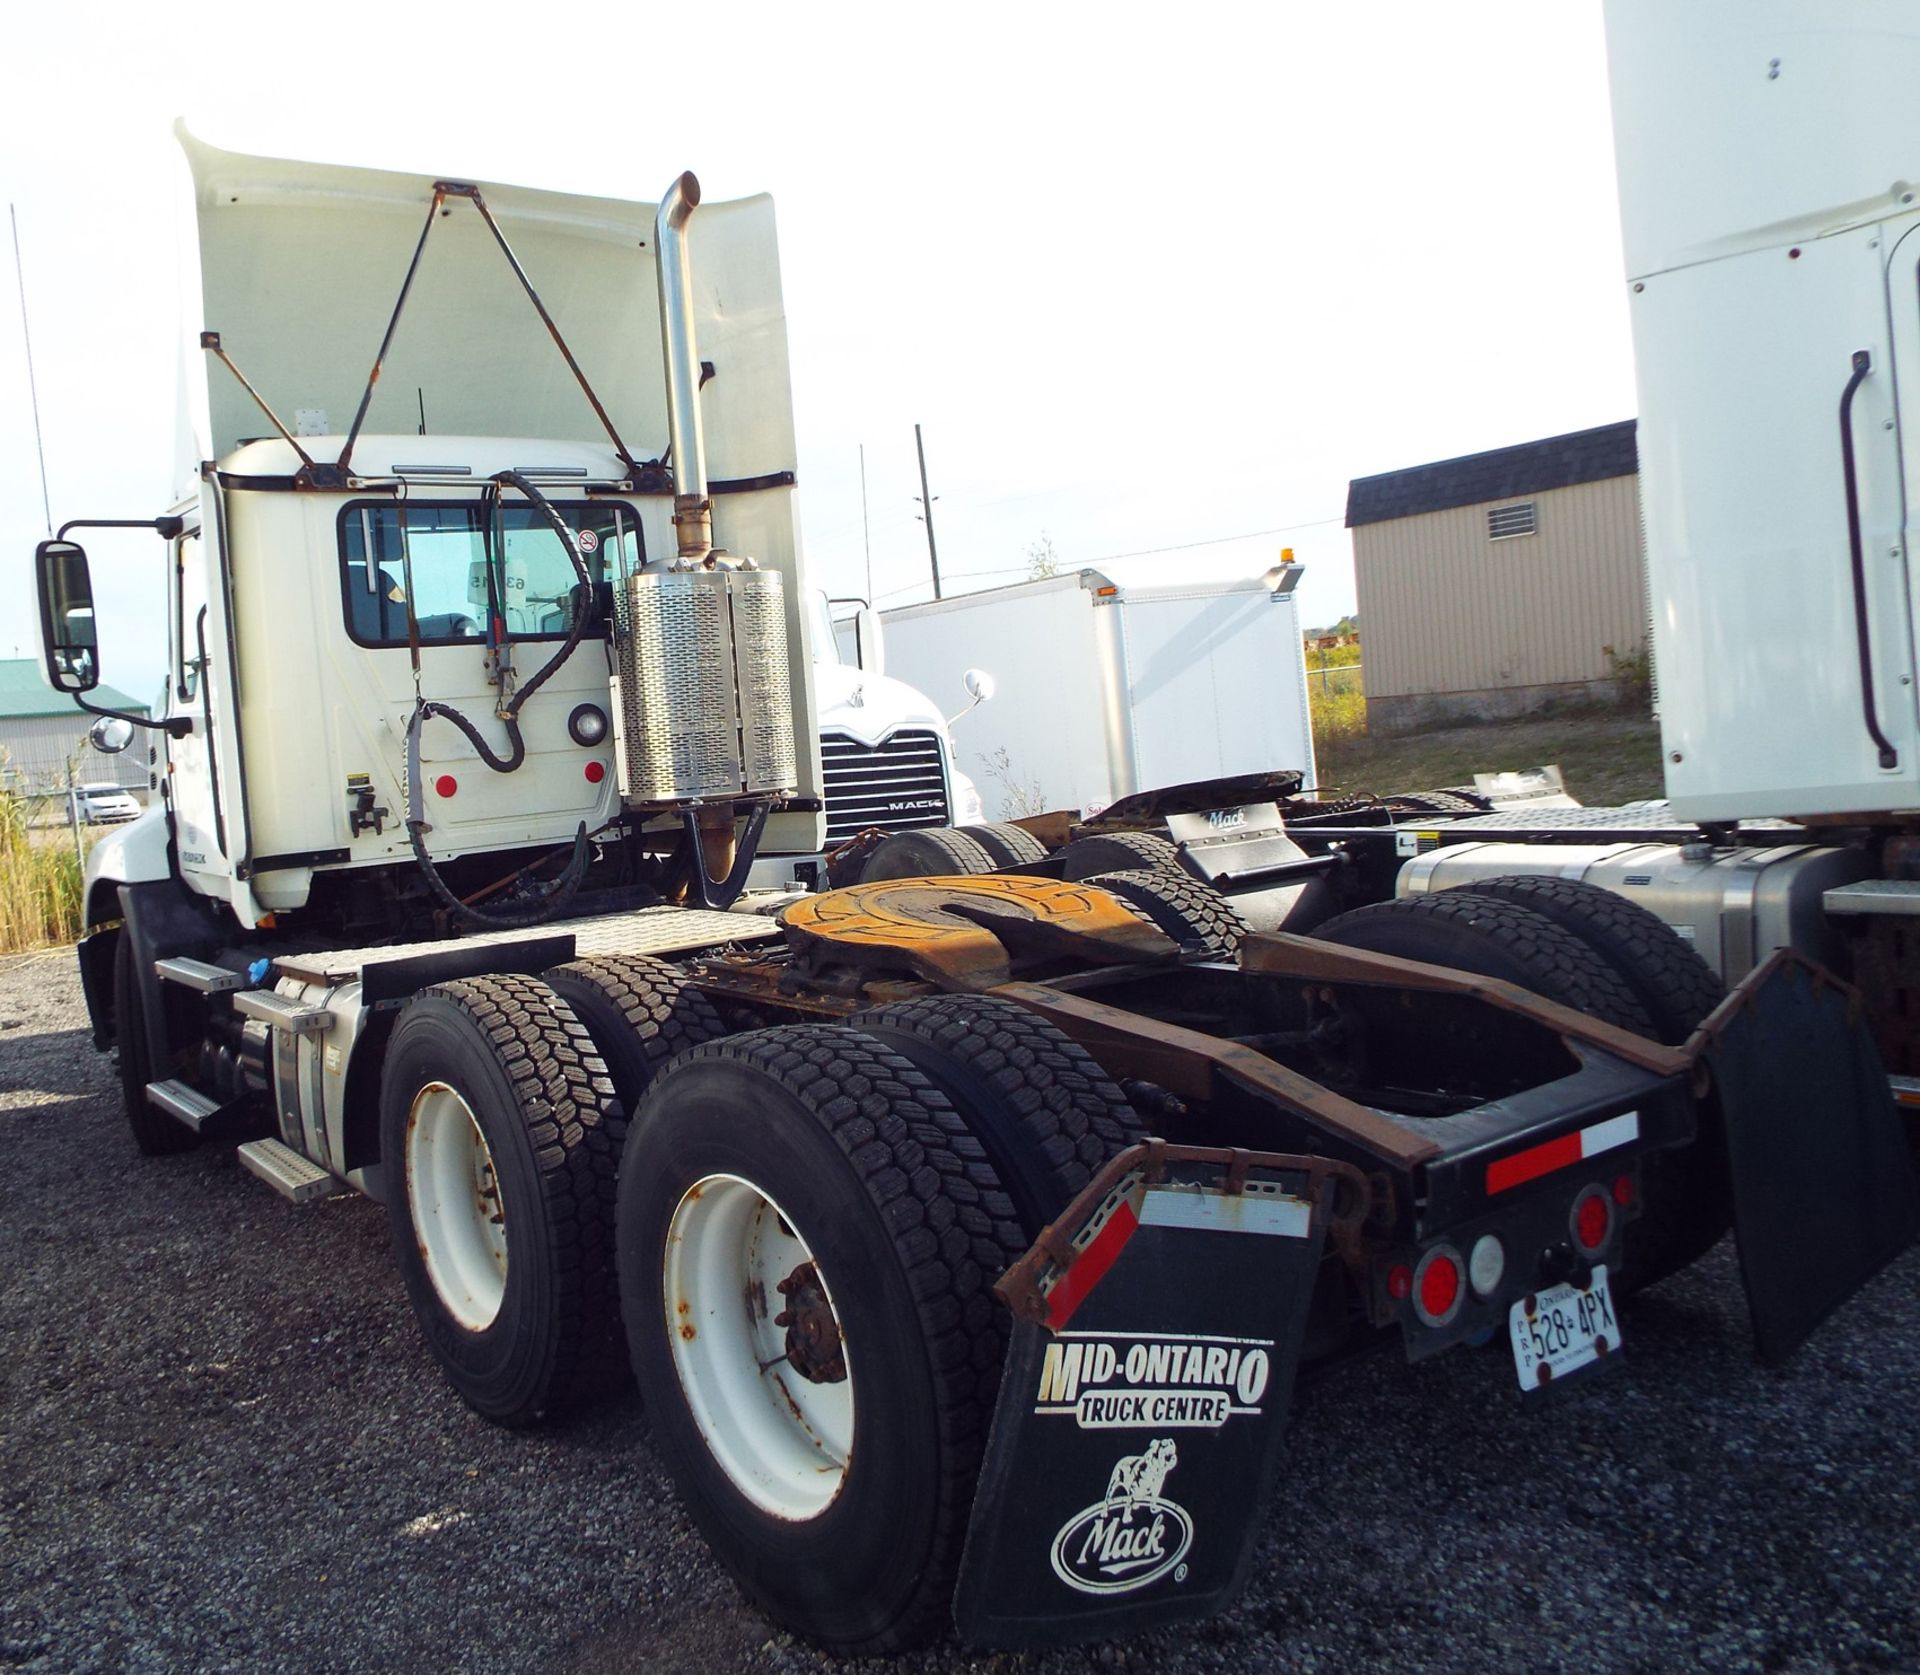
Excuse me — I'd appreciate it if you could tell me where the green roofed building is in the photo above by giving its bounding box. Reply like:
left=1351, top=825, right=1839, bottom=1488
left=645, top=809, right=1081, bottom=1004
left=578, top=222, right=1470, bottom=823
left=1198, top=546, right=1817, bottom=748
left=0, top=659, right=151, bottom=797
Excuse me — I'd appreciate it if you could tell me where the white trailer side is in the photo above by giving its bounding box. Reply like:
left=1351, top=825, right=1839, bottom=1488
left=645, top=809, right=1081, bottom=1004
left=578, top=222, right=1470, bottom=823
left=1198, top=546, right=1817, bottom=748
left=882, top=567, right=1313, bottom=819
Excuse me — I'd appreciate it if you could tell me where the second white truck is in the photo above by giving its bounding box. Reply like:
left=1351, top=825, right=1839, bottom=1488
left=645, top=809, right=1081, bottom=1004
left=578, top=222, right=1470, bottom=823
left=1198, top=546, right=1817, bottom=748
left=878, top=565, right=1316, bottom=820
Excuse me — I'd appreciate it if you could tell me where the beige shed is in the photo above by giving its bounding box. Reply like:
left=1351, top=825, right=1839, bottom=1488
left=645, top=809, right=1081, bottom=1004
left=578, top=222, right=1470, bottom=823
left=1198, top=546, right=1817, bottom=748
left=1344, top=421, right=1646, bottom=732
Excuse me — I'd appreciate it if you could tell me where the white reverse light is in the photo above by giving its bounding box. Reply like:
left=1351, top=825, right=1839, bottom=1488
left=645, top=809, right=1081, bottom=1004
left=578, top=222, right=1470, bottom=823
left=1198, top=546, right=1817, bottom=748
left=1469, top=1234, right=1506, bottom=1298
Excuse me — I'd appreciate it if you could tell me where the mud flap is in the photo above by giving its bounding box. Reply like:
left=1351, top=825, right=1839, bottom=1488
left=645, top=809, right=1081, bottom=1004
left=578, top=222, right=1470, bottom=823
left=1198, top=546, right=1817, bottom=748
left=953, top=1146, right=1361, bottom=1649
left=1700, top=953, right=1920, bottom=1364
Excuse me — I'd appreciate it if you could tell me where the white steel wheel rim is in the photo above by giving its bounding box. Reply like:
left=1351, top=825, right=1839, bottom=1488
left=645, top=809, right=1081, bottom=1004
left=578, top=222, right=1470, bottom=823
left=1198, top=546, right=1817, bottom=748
left=664, top=1174, right=855, bottom=1521
left=405, top=1082, right=508, bottom=1332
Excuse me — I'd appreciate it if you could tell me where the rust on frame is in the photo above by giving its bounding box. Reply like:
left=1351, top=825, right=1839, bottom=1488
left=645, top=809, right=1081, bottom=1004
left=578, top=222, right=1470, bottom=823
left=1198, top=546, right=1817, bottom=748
left=1238, top=931, right=1691, bottom=1079
left=994, top=980, right=1441, bottom=1169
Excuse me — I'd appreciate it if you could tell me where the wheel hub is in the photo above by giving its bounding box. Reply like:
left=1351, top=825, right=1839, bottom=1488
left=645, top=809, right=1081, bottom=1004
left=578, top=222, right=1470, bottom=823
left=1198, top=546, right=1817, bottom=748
left=774, top=1262, right=846, bottom=1383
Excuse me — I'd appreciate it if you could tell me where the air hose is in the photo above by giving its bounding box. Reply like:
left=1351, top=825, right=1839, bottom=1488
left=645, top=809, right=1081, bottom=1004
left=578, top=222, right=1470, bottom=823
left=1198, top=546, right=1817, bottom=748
left=404, top=469, right=595, bottom=929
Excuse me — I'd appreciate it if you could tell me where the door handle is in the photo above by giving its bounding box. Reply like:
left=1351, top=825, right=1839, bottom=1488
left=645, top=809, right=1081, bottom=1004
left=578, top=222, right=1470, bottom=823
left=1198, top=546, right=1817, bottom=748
left=1839, top=348, right=1900, bottom=770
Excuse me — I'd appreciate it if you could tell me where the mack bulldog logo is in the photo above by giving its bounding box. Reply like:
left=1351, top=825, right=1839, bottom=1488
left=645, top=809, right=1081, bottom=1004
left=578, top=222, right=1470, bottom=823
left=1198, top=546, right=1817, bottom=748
left=1049, top=1439, right=1194, bottom=1594
left=1034, top=1334, right=1273, bottom=1428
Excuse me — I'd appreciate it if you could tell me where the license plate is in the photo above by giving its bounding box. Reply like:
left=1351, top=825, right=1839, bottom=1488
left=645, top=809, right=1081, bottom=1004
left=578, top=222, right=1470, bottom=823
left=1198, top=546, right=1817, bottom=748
left=1509, top=1265, right=1619, bottom=1391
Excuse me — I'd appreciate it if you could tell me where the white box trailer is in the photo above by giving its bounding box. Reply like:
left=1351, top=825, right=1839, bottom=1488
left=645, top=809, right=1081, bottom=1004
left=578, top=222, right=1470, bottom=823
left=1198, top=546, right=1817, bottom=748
left=880, top=566, right=1316, bottom=819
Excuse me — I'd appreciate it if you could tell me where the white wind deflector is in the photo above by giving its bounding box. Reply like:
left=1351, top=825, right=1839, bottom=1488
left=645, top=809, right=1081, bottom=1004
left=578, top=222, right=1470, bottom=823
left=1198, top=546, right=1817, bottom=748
left=174, top=123, right=798, bottom=485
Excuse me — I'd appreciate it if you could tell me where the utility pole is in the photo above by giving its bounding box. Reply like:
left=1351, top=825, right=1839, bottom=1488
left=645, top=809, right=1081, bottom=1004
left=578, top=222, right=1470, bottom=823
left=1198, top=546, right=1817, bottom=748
left=913, top=422, right=942, bottom=600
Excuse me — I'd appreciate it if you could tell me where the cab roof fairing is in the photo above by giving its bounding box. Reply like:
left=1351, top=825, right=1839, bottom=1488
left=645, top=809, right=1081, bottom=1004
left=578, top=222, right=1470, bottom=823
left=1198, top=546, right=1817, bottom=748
left=172, top=123, right=798, bottom=497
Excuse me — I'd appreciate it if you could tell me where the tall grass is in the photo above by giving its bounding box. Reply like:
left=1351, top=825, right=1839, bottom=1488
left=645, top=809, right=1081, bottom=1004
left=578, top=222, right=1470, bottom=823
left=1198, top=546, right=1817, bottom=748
left=0, top=789, right=88, bottom=953
left=1309, top=660, right=1367, bottom=748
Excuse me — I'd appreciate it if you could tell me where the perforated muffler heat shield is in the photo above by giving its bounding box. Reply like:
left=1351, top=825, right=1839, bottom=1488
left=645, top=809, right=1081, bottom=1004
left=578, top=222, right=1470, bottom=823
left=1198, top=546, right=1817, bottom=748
left=612, top=568, right=797, bottom=804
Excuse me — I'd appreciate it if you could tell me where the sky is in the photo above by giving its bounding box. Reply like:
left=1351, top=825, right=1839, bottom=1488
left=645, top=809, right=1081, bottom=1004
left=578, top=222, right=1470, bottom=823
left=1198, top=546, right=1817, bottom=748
left=0, top=2, right=1636, bottom=701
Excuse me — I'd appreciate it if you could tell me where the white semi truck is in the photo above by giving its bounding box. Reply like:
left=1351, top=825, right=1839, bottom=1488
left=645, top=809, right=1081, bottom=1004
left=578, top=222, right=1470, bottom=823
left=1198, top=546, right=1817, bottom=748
left=28, top=84, right=1913, bottom=1653
left=878, top=565, right=1316, bottom=822
left=1254, top=3, right=1920, bottom=1123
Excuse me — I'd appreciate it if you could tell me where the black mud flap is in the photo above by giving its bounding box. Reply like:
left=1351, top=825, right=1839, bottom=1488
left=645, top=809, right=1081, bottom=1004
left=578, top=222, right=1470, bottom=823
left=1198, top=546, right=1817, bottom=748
left=1700, top=952, right=1920, bottom=1364
left=953, top=1145, right=1364, bottom=1650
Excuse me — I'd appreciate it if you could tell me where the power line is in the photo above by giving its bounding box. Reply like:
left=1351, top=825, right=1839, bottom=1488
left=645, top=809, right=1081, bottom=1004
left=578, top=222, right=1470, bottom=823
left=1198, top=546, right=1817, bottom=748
left=1084, top=515, right=1345, bottom=565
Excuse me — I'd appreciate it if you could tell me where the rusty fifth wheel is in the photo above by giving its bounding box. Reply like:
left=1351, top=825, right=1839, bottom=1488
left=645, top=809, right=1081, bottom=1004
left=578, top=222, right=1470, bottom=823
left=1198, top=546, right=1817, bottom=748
left=378, top=975, right=626, bottom=1427
left=616, top=1025, right=1026, bottom=1652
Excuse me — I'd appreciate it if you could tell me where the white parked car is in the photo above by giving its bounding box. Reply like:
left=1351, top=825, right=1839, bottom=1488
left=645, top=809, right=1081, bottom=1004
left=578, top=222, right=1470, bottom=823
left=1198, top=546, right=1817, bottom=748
left=71, top=783, right=141, bottom=824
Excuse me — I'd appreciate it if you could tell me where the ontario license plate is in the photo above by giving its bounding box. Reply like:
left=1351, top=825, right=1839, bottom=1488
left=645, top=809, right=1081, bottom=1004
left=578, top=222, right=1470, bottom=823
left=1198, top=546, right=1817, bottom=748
left=1509, top=1265, right=1619, bottom=1392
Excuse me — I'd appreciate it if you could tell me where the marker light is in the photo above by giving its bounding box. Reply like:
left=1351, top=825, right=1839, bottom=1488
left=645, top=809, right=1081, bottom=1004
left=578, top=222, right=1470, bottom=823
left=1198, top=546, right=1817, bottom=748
left=434, top=774, right=457, bottom=798
left=568, top=703, right=610, bottom=747
left=1573, top=1187, right=1612, bottom=1254
left=584, top=760, right=607, bottom=784
left=1412, top=1247, right=1465, bottom=1327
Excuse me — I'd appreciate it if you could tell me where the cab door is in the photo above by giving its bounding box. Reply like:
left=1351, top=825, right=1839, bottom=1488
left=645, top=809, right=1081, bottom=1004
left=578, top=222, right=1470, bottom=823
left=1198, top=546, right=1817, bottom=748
left=1632, top=220, right=1919, bottom=821
left=165, top=513, right=253, bottom=918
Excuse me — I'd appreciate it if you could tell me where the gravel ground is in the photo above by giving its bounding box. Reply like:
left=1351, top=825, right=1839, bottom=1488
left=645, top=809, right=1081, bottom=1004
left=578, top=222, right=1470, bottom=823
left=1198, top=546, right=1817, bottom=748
left=3, top=951, right=1918, bottom=1675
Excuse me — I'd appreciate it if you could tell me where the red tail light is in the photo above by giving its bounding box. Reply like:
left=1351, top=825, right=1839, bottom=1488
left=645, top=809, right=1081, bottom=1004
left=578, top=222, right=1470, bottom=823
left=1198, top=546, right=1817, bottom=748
left=1412, top=1247, right=1465, bottom=1327
left=1573, top=1187, right=1612, bottom=1253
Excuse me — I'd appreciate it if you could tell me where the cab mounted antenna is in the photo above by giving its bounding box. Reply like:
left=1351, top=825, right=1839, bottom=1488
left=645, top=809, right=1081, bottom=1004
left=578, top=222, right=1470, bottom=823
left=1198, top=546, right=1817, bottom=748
left=10, top=202, right=52, bottom=536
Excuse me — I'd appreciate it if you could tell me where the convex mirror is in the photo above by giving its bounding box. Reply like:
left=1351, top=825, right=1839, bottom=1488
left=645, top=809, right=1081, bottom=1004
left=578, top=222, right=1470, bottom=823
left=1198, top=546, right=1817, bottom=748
left=36, top=540, right=100, bottom=694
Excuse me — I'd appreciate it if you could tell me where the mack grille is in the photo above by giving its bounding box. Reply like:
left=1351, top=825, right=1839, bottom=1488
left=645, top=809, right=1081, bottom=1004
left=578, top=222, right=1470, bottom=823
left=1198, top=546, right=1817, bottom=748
left=820, top=729, right=950, bottom=844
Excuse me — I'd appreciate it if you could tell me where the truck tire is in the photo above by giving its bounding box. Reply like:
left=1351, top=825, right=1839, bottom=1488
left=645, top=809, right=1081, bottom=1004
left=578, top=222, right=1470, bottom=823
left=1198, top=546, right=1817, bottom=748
left=113, top=931, right=198, bottom=1156
left=616, top=1026, right=1025, bottom=1652
left=541, top=955, right=726, bottom=1115
left=1440, top=876, right=1730, bottom=1288
left=859, top=825, right=997, bottom=881
left=1094, top=866, right=1248, bottom=960
left=850, top=994, right=1144, bottom=1235
left=958, top=821, right=1047, bottom=868
left=1437, top=877, right=1723, bottom=1046
left=380, top=974, right=626, bottom=1427
left=1312, top=893, right=1655, bottom=1035
left=1058, top=829, right=1182, bottom=881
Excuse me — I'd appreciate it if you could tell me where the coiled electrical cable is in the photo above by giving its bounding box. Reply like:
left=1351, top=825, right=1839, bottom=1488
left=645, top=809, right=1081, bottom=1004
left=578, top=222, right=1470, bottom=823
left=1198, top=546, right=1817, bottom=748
left=403, top=469, right=596, bottom=928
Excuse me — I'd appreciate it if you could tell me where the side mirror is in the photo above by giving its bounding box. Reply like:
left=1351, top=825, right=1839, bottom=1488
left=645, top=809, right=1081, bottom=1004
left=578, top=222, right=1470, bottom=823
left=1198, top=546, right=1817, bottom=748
left=854, top=605, right=886, bottom=677
left=88, top=715, right=135, bottom=755
left=947, top=667, right=998, bottom=727
left=36, top=539, right=100, bottom=694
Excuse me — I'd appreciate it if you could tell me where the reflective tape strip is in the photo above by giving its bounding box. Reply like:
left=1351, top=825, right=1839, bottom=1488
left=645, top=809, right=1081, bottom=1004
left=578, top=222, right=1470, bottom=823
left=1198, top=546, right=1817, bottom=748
left=1138, top=1190, right=1311, bottom=1239
left=1486, top=1110, right=1641, bottom=1195
left=1044, top=1199, right=1140, bottom=1331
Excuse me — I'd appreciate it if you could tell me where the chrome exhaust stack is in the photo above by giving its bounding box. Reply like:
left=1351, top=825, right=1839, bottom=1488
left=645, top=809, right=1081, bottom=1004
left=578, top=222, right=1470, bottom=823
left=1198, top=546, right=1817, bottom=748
left=607, top=173, right=798, bottom=825
left=655, top=171, right=712, bottom=564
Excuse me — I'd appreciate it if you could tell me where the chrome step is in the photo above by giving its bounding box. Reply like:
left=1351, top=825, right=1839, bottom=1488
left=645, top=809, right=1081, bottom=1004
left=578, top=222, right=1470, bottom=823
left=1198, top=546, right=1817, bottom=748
left=146, top=1078, right=222, bottom=1131
left=232, top=990, right=332, bottom=1034
left=237, top=1138, right=336, bottom=1205
left=154, top=957, right=250, bottom=994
